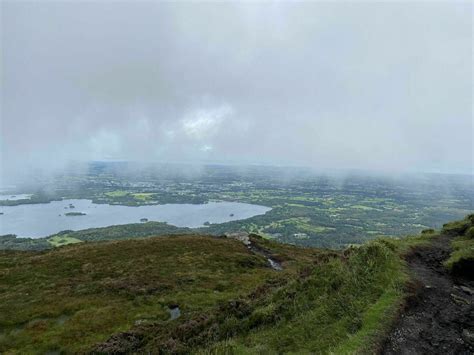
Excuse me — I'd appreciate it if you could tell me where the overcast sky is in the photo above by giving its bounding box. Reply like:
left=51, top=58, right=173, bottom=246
left=1, top=1, right=472, bottom=182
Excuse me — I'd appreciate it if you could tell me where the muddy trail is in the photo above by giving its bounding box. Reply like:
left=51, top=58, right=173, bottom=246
left=382, top=234, right=474, bottom=354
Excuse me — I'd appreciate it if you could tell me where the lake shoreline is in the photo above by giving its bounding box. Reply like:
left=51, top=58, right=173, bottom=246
left=0, top=199, right=271, bottom=239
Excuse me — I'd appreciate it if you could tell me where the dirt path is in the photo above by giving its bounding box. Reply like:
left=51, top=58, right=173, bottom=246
left=382, top=234, right=474, bottom=354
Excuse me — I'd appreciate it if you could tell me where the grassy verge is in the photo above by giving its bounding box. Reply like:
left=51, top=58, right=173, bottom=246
left=188, top=239, right=408, bottom=355
left=443, top=215, right=474, bottom=276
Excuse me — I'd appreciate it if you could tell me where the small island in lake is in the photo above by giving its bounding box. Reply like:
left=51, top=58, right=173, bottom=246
left=140, top=218, right=148, bottom=222
left=65, top=212, right=86, bottom=216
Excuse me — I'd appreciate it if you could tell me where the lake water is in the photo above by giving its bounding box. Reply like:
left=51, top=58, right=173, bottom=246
left=0, top=199, right=270, bottom=238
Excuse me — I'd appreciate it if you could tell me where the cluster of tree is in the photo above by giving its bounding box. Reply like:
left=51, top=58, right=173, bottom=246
left=0, top=235, right=51, bottom=251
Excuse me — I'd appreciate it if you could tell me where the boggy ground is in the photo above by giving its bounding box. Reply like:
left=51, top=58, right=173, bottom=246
left=0, top=234, right=321, bottom=353
left=382, top=233, right=474, bottom=354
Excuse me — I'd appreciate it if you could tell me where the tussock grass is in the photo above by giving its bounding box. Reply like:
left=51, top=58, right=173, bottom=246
left=4, top=216, right=469, bottom=354
left=443, top=214, right=474, bottom=275
left=0, top=235, right=320, bottom=353
left=193, top=239, right=407, bottom=355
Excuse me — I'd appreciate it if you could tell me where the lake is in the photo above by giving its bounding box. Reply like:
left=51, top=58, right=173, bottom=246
left=0, top=199, right=270, bottom=238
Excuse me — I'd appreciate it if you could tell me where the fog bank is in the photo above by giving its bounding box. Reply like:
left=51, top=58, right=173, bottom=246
left=1, top=1, right=472, bottom=184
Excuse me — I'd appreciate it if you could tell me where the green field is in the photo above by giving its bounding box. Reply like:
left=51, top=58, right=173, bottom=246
left=47, top=235, right=83, bottom=247
left=104, top=190, right=129, bottom=197
left=1, top=164, right=472, bottom=251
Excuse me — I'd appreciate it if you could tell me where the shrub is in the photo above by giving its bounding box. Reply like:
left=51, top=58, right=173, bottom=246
left=421, top=228, right=435, bottom=235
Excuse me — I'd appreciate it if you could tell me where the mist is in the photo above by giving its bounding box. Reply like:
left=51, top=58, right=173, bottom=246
left=1, top=1, right=472, bottom=185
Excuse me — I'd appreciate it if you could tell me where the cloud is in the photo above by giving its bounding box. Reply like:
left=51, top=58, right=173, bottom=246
left=88, top=130, right=121, bottom=160
left=1, top=1, right=472, bottom=183
left=181, top=104, right=234, bottom=140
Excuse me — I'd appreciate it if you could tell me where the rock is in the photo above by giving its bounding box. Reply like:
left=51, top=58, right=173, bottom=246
left=462, top=329, right=474, bottom=346
left=268, top=258, right=283, bottom=271
left=168, top=305, right=181, bottom=320
left=450, top=293, right=470, bottom=305
left=460, top=285, right=474, bottom=295
left=225, top=232, right=250, bottom=245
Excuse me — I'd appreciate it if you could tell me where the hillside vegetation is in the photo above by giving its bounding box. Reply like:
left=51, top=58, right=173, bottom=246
left=443, top=214, right=474, bottom=279
left=1, top=216, right=472, bottom=353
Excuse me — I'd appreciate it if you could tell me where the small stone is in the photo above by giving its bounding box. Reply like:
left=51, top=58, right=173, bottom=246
left=460, top=285, right=474, bottom=295
left=462, top=329, right=474, bottom=346
left=225, top=232, right=251, bottom=245
left=451, top=293, right=470, bottom=304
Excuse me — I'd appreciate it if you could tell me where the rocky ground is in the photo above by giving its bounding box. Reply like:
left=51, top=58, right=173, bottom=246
left=382, top=233, right=474, bottom=354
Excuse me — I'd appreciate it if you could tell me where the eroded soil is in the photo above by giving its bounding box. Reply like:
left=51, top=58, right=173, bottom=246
left=382, top=234, right=474, bottom=354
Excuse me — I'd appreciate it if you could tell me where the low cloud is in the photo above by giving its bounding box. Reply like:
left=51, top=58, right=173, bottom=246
left=181, top=104, right=234, bottom=140
left=1, top=1, right=472, bottom=184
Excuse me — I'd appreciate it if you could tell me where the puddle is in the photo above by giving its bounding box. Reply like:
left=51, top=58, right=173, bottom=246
left=56, top=314, right=69, bottom=325
left=167, top=305, right=181, bottom=320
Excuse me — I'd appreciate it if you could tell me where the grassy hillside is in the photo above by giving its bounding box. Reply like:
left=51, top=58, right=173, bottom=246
left=1, top=216, right=471, bottom=354
left=0, top=235, right=320, bottom=353
left=443, top=214, right=474, bottom=279
left=0, top=222, right=193, bottom=251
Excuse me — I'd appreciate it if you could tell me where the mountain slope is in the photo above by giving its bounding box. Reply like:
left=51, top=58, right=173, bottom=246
left=0, top=234, right=320, bottom=353
left=1, top=216, right=473, bottom=354
left=384, top=215, right=474, bottom=353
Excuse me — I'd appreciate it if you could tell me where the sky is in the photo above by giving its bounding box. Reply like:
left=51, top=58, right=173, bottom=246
left=1, top=1, right=472, bottom=183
